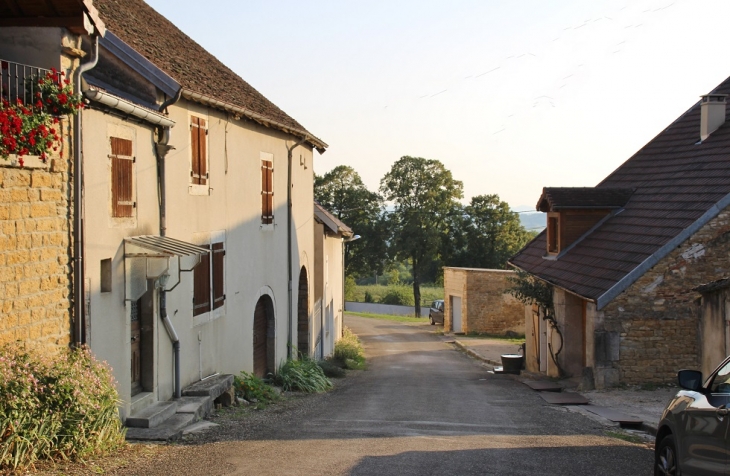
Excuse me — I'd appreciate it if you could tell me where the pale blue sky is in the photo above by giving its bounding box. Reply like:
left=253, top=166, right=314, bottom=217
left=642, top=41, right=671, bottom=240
left=146, top=0, right=730, bottom=209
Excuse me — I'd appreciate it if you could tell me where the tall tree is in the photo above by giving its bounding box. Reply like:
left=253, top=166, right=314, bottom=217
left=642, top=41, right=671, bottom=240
left=314, top=165, right=386, bottom=278
left=463, top=194, right=535, bottom=269
left=380, top=156, right=463, bottom=317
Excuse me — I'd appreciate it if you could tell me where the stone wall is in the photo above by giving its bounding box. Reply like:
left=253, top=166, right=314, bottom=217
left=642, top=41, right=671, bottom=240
left=443, top=267, right=524, bottom=335
left=0, top=134, right=72, bottom=354
left=597, top=207, right=730, bottom=386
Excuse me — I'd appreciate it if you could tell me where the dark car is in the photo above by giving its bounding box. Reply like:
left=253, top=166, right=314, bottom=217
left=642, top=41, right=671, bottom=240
left=429, top=299, right=444, bottom=325
left=655, top=355, right=730, bottom=475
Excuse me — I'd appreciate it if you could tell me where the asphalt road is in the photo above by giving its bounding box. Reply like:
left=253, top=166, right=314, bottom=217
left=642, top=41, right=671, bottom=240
left=115, top=316, right=654, bottom=475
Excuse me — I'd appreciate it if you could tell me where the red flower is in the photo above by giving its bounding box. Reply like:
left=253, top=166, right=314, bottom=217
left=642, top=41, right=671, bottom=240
left=57, top=93, right=68, bottom=105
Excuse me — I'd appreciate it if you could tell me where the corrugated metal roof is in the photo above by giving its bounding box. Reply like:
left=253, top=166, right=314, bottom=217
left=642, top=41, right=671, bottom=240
left=124, top=235, right=209, bottom=257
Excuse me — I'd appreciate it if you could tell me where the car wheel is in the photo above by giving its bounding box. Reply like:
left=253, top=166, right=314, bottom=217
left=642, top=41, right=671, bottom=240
left=655, top=434, right=678, bottom=476
left=430, top=316, right=435, bottom=325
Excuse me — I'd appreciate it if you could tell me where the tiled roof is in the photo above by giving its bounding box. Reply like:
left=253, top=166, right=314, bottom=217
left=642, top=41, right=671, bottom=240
left=93, top=0, right=322, bottom=146
left=510, top=75, right=730, bottom=307
left=314, top=201, right=353, bottom=237
left=694, top=277, right=730, bottom=294
left=537, top=187, right=635, bottom=212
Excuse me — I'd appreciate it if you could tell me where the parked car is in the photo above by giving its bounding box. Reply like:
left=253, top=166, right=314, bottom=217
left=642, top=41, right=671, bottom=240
left=429, top=299, right=444, bottom=325
left=655, top=355, right=730, bottom=476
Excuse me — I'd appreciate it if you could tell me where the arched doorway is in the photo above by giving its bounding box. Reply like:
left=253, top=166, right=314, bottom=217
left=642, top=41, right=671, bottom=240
left=253, top=295, right=275, bottom=377
left=297, top=267, right=309, bottom=358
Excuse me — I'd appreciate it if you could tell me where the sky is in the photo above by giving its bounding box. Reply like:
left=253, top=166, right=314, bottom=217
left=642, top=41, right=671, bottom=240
left=146, top=0, right=730, bottom=210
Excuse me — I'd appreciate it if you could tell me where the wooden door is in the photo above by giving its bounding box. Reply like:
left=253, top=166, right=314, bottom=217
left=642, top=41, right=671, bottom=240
left=253, top=298, right=269, bottom=377
left=130, top=298, right=142, bottom=396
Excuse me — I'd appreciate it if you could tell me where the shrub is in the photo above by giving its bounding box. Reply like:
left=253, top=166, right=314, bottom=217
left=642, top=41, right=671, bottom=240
left=379, top=286, right=414, bottom=306
left=274, top=358, right=332, bottom=393
left=364, top=291, right=374, bottom=303
left=344, top=275, right=357, bottom=302
left=0, top=345, right=125, bottom=472
left=233, top=372, right=280, bottom=406
left=334, top=327, right=365, bottom=369
left=316, top=359, right=346, bottom=378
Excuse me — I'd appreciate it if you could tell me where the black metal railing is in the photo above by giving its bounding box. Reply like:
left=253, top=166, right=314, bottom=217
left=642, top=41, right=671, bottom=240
left=1, top=59, right=61, bottom=106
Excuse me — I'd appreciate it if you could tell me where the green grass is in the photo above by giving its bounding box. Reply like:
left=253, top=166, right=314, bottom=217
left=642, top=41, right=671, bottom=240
left=350, top=284, right=443, bottom=305
left=345, top=311, right=428, bottom=323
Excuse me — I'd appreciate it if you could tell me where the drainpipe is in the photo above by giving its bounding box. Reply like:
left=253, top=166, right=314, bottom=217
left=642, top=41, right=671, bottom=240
left=72, top=35, right=99, bottom=346
left=155, top=89, right=182, bottom=398
left=287, top=137, right=307, bottom=359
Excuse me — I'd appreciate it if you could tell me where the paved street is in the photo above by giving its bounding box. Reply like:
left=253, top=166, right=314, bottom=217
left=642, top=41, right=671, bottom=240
left=115, top=316, right=654, bottom=475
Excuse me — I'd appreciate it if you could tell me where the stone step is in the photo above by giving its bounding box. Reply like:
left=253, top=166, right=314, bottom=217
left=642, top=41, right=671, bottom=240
left=182, top=374, right=234, bottom=400
left=125, top=413, right=194, bottom=441
left=176, top=396, right=213, bottom=421
left=126, top=401, right=177, bottom=429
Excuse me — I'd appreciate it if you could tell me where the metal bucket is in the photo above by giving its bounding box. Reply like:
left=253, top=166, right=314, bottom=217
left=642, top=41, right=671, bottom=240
left=501, top=354, right=524, bottom=374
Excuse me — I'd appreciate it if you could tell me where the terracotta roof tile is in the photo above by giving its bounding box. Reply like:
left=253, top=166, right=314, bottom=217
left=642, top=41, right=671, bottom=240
left=93, top=0, right=318, bottom=141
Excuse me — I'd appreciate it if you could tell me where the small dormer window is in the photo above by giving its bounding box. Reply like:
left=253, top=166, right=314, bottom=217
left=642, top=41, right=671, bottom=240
left=547, top=213, right=559, bottom=254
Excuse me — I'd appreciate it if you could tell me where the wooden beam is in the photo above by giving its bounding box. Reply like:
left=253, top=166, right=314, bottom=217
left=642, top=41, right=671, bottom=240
left=0, top=16, right=84, bottom=28
left=2, top=0, right=23, bottom=16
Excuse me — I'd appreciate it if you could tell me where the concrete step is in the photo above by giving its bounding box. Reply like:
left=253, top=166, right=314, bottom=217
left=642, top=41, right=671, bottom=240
left=125, top=413, right=194, bottom=441
left=176, top=396, right=213, bottom=421
left=126, top=401, right=177, bottom=428
left=182, top=374, right=234, bottom=400
left=130, top=391, right=155, bottom=416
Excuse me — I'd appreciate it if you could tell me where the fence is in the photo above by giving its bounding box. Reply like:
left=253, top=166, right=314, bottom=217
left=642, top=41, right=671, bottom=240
left=1, top=59, right=60, bottom=106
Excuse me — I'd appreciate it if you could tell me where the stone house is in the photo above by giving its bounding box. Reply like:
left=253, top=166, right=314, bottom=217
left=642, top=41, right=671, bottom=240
left=509, top=84, right=730, bottom=388
left=1, top=0, right=332, bottom=427
left=442, top=267, right=524, bottom=335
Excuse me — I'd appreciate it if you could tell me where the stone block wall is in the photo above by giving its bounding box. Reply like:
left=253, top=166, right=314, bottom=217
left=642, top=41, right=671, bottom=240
left=0, top=140, right=72, bottom=354
left=597, top=207, right=730, bottom=386
left=443, top=267, right=524, bottom=335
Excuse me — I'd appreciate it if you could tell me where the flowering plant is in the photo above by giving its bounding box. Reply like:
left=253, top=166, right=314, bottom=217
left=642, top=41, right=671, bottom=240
left=0, top=68, right=83, bottom=166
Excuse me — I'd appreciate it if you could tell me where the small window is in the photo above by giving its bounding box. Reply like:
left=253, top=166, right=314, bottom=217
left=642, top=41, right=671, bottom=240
left=110, top=137, right=134, bottom=217
left=261, top=159, right=273, bottom=224
left=192, top=241, right=225, bottom=317
left=190, top=116, right=208, bottom=186
left=547, top=215, right=559, bottom=253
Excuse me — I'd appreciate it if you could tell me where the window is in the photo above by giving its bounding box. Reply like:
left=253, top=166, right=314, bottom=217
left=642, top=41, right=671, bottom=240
left=547, top=214, right=559, bottom=253
left=261, top=159, right=273, bottom=224
left=193, top=241, right=225, bottom=317
left=110, top=137, right=134, bottom=217
left=190, top=116, right=208, bottom=186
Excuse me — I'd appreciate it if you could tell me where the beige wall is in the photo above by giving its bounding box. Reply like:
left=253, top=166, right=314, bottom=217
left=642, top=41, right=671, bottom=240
left=313, top=227, right=344, bottom=357
left=443, top=267, right=524, bottom=335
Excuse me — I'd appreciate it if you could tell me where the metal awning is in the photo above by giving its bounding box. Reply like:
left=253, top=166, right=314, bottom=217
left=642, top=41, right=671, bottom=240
left=124, top=235, right=209, bottom=301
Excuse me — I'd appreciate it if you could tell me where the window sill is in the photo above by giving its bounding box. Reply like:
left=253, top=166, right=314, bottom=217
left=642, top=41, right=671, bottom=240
left=189, top=184, right=210, bottom=196
left=193, top=306, right=225, bottom=327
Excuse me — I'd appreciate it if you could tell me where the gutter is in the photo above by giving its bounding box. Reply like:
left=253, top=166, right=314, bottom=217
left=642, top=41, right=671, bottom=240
left=72, top=35, right=99, bottom=346
left=83, top=89, right=175, bottom=128
left=181, top=89, right=328, bottom=153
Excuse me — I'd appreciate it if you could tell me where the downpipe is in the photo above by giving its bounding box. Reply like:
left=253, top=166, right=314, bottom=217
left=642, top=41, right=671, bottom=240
left=286, top=137, right=307, bottom=359
left=72, top=35, right=99, bottom=346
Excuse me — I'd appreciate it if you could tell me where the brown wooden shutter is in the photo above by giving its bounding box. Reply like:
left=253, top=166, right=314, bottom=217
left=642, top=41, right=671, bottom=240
left=193, top=245, right=211, bottom=316
left=212, top=242, right=225, bottom=310
left=261, top=160, right=273, bottom=224
left=191, top=117, right=207, bottom=186
left=110, top=137, right=134, bottom=217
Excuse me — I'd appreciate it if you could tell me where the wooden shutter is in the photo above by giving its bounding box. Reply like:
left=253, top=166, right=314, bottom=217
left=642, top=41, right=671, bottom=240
left=191, top=117, right=207, bottom=186
left=261, top=160, right=273, bottom=224
left=193, top=245, right=211, bottom=316
left=212, top=242, right=225, bottom=310
left=110, top=137, right=134, bottom=217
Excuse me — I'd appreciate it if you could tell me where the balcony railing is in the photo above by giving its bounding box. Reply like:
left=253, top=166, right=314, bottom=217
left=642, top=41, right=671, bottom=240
left=1, top=59, right=62, bottom=106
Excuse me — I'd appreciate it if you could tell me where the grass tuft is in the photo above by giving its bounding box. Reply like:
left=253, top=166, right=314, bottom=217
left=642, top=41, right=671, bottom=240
left=274, top=358, right=332, bottom=393
left=334, top=327, right=366, bottom=369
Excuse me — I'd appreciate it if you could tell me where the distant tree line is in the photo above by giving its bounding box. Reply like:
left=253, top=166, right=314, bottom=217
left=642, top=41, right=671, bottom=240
left=315, top=157, right=536, bottom=316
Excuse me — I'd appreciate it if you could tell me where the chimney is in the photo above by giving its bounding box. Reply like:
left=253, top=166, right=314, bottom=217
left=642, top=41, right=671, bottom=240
left=700, top=94, right=728, bottom=141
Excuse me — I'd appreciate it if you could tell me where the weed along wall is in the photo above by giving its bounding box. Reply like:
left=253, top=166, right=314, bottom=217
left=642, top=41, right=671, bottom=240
left=0, top=158, right=72, bottom=353
left=443, top=267, right=524, bottom=335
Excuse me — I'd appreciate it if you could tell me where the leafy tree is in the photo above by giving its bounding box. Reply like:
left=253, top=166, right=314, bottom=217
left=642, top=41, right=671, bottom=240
left=463, top=194, right=535, bottom=269
left=380, top=156, right=463, bottom=317
left=314, top=165, right=387, bottom=278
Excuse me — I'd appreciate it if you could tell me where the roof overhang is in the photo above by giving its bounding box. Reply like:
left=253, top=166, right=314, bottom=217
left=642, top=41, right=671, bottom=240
left=182, top=89, right=328, bottom=153
left=313, top=202, right=353, bottom=237
left=124, top=235, right=209, bottom=301
left=0, top=0, right=106, bottom=36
